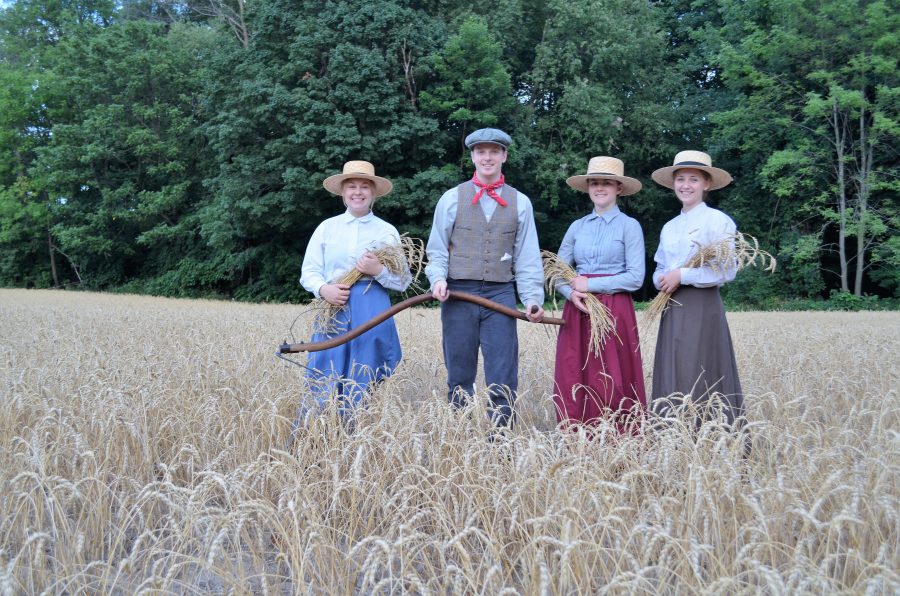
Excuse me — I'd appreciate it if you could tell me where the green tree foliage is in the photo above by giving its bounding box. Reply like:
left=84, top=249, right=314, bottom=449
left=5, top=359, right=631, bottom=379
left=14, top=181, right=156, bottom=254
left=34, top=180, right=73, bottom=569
left=420, top=16, right=518, bottom=159
left=0, top=0, right=116, bottom=66
left=200, top=0, right=448, bottom=300
left=0, top=0, right=897, bottom=304
left=0, top=61, right=61, bottom=287
left=33, top=20, right=220, bottom=293
left=712, top=0, right=900, bottom=297
left=0, top=0, right=115, bottom=288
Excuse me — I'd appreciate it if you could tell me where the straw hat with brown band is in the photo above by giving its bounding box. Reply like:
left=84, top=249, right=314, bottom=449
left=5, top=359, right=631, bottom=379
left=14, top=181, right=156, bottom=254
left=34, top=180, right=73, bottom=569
left=651, top=150, right=732, bottom=191
left=322, top=160, right=394, bottom=198
left=565, top=156, right=642, bottom=196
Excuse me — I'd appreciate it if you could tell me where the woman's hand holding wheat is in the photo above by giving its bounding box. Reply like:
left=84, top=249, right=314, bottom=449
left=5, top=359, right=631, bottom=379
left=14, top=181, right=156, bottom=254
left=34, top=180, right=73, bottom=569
left=658, top=269, right=682, bottom=293
left=356, top=252, right=384, bottom=276
left=570, top=276, right=589, bottom=292
left=320, top=283, right=350, bottom=306
left=568, top=289, right=590, bottom=313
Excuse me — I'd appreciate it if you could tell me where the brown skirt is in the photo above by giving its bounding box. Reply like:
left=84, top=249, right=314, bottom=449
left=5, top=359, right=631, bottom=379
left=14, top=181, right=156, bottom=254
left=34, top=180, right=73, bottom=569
left=651, top=286, right=744, bottom=426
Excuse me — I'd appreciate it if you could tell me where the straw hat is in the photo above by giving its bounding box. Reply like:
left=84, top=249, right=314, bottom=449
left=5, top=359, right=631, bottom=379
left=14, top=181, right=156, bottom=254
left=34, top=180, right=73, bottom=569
left=651, top=150, right=732, bottom=190
left=322, top=160, right=393, bottom=198
left=566, top=156, right=642, bottom=196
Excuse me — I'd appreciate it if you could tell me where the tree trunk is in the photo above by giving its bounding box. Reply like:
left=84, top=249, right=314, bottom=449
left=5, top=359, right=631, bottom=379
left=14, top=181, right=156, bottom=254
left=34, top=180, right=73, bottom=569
left=48, top=228, right=59, bottom=288
left=194, top=0, right=249, bottom=49
left=833, top=101, right=849, bottom=293
left=854, top=103, right=872, bottom=296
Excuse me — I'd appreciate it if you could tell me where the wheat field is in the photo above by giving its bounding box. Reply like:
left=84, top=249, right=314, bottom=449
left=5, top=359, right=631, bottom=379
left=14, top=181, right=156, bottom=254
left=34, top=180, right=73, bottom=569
left=1, top=288, right=897, bottom=594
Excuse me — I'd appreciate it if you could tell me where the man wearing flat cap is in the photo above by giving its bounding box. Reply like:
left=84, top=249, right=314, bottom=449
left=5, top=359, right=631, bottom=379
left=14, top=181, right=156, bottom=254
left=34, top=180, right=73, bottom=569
left=425, top=127, right=545, bottom=431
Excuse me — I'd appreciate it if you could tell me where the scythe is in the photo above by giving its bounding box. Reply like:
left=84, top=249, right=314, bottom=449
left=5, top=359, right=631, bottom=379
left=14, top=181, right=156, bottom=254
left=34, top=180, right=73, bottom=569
left=279, top=290, right=564, bottom=354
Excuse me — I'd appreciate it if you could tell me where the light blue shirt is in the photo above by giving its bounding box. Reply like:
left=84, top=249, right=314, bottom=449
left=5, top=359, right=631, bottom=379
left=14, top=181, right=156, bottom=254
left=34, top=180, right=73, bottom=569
left=300, top=210, right=411, bottom=298
left=425, top=184, right=545, bottom=307
left=556, top=205, right=645, bottom=299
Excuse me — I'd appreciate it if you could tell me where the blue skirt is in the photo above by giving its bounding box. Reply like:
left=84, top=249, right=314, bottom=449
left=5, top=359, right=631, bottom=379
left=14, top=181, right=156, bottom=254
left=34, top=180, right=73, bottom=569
left=305, top=280, right=402, bottom=410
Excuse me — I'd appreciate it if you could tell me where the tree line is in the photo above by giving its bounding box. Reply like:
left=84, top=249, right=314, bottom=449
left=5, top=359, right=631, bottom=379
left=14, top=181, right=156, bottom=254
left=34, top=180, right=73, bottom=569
left=0, top=0, right=897, bottom=306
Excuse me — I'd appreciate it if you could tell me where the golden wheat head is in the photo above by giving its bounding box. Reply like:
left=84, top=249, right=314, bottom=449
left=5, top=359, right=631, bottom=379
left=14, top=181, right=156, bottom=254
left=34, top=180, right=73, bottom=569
left=310, top=235, right=426, bottom=334
left=644, top=232, right=777, bottom=324
left=541, top=250, right=617, bottom=356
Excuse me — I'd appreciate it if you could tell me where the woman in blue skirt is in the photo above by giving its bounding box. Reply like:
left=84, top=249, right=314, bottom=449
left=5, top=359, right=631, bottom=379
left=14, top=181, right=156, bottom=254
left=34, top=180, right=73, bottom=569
left=299, top=160, right=411, bottom=420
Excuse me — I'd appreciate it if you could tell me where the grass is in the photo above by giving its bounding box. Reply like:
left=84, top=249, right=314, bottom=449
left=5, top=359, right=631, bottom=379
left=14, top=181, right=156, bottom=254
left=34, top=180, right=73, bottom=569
left=1, top=289, right=898, bottom=593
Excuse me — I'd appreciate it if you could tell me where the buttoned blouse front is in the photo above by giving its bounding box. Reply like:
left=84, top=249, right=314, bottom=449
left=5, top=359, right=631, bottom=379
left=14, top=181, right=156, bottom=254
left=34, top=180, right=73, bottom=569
left=652, top=202, right=737, bottom=289
left=556, top=205, right=645, bottom=298
left=300, top=210, right=411, bottom=298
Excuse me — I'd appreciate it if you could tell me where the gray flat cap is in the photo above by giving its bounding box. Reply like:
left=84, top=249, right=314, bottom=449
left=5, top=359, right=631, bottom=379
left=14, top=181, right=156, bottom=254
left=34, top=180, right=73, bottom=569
left=464, top=128, right=512, bottom=149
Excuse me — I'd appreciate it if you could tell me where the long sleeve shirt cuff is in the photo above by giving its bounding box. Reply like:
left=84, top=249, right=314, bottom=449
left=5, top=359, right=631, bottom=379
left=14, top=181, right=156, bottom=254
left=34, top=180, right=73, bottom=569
left=521, top=294, right=544, bottom=308
left=374, top=266, right=391, bottom=287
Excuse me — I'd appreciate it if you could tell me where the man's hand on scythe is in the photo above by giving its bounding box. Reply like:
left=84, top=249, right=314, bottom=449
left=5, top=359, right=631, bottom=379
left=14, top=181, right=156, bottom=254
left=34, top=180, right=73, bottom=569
left=432, top=280, right=449, bottom=302
left=526, top=302, right=544, bottom=323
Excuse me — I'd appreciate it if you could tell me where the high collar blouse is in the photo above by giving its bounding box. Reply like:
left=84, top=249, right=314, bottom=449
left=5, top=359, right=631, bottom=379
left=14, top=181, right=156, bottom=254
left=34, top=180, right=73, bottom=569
left=555, top=205, right=645, bottom=298
left=300, top=210, right=411, bottom=298
left=652, top=202, right=738, bottom=289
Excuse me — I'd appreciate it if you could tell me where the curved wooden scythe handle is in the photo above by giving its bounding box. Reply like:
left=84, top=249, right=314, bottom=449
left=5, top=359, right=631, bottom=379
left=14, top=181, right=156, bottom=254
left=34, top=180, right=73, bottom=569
left=279, top=290, right=564, bottom=353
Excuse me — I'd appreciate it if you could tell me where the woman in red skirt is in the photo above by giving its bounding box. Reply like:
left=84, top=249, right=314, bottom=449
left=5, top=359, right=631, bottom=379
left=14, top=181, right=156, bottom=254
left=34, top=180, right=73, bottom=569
left=553, top=157, right=647, bottom=434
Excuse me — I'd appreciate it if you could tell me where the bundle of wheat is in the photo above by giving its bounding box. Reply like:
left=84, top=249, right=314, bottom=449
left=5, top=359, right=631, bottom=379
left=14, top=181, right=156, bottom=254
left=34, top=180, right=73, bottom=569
left=541, top=250, right=617, bottom=357
left=644, top=232, right=777, bottom=323
left=311, top=235, right=426, bottom=334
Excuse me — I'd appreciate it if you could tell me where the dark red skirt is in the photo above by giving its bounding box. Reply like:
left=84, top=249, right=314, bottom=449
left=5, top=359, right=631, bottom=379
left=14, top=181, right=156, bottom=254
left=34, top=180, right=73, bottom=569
left=553, top=275, right=646, bottom=434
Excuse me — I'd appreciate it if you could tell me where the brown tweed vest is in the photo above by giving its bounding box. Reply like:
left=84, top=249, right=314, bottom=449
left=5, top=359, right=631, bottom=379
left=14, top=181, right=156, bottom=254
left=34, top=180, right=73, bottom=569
left=447, top=181, right=518, bottom=282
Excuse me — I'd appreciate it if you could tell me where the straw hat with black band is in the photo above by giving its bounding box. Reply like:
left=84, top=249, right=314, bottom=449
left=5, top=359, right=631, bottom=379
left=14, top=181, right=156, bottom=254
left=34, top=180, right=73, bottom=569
left=650, top=150, right=732, bottom=191
left=322, top=160, right=393, bottom=198
left=566, top=156, right=642, bottom=196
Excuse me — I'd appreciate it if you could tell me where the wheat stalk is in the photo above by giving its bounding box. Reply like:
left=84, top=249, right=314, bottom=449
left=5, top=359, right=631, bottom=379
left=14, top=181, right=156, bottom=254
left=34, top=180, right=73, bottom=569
left=644, top=232, right=777, bottom=323
left=541, top=250, right=617, bottom=357
left=2, top=288, right=898, bottom=593
left=310, top=235, right=426, bottom=334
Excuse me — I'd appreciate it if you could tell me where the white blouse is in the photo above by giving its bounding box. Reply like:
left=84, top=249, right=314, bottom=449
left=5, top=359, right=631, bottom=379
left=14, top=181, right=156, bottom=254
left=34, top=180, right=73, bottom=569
left=300, top=210, right=411, bottom=298
left=652, top=202, right=737, bottom=289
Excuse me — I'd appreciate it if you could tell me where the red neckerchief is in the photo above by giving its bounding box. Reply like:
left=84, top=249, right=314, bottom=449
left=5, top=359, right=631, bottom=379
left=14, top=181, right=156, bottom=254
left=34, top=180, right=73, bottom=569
left=471, top=173, right=507, bottom=207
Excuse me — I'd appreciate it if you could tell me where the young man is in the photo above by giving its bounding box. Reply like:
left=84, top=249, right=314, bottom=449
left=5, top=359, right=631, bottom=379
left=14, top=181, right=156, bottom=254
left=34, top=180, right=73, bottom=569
left=425, top=128, right=545, bottom=429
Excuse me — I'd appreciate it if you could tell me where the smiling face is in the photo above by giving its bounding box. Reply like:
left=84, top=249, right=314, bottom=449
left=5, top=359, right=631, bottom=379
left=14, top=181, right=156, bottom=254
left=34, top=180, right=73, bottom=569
left=587, top=178, right=621, bottom=213
left=341, top=178, right=375, bottom=217
left=673, top=168, right=711, bottom=211
left=470, top=143, right=507, bottom=184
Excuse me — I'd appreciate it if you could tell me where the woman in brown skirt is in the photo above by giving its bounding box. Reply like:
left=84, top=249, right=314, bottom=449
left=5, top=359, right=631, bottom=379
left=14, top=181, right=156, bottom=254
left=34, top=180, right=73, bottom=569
left=650, top=150, right=744, bottom=427
left=553, top=157, right=646, bottom=434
